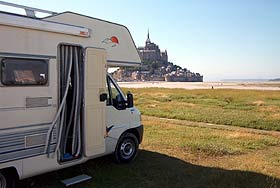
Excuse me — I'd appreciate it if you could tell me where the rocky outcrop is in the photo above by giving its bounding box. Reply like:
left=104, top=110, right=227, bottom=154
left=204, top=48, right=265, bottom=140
left=112, top=61, right=203, bottom=82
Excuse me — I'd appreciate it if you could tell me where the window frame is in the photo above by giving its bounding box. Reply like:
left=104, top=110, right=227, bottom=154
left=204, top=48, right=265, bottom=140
left=0, top=57, right=49, bottom=87
left=106, top=74, right=126, bottom=108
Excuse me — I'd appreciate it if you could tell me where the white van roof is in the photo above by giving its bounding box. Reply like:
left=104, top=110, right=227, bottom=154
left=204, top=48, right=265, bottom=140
left=0, top=1, right=141, bottom=67
left=44, top=12, right=141, bottom=67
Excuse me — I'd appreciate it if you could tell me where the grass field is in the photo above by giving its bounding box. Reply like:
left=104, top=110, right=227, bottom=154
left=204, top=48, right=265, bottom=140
left=21, top=116, right=280, bottom=188
left=127, top=88, right=280, bottom=131
left=20, top=88, right=280, bottom=187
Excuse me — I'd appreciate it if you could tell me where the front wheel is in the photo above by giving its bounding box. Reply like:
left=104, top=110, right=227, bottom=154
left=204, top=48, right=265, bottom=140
left=0, top=171, right=16, bottom=188
left=114, top=132, right=139, bottom=163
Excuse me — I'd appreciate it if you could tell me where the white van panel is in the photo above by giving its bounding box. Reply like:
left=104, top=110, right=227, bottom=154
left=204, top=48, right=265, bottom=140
left=83, top=48, right=106, bottom=157
left=0, top=59, right=58, bottom=163
left=45, top=12, right=141, bottom=67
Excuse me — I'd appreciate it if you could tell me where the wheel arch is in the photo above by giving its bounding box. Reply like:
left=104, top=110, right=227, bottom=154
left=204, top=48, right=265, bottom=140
left=124, top=126, right=142, bottom=144
left=0, top=166, right=19, bottom=181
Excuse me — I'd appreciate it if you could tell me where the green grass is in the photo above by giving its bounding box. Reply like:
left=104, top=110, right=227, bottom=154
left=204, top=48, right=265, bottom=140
left=143, top=117, right=280, bottom=156
left=21, top=116, right=280, bottom=188
left=267, top=151, right=280, bottom=166
left=125, top=88, right=280, bottom=131
left=19, top=88, right=280, bottom=187
left=20, top=152, right=280, bottom=188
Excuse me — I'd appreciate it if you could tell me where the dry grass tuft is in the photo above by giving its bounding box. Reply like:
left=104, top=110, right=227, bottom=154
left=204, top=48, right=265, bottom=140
left=253, top=100, right=265, bottom=106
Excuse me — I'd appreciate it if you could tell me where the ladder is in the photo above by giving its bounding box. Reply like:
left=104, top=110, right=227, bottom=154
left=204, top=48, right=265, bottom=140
left=0, top=1, right=57, bottom=18
left=61, top=174, right=92, bottom=186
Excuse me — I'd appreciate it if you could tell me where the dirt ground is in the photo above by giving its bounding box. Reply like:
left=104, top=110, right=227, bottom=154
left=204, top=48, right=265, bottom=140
left=118, top=81, right=280, bottom=90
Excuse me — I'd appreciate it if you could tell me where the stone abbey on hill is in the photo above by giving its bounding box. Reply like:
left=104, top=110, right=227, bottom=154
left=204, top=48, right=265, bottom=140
left=112, top=31, right=203, bottom=82
left=138, top=30, right=168, bottom=63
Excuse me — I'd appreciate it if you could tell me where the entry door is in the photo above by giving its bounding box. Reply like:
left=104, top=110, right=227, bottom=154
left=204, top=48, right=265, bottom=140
left=84, top=47, right=107, bottom=157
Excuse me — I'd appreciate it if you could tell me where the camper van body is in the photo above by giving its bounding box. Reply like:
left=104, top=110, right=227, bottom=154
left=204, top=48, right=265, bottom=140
left=0, top=2, right=142, bottom=185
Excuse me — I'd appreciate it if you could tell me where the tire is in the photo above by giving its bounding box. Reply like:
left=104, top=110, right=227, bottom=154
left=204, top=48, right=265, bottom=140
left=0, top=171, right=16, bottom=188
left=114, top=132, right=139, bottom=163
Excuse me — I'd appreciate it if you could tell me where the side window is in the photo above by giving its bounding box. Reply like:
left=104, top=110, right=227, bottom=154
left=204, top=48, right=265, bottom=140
left=106, top=76, right=126, bottom=109
left=110, top=80, right=120, bottom=100
left=1, top=58, right=48, bottom=86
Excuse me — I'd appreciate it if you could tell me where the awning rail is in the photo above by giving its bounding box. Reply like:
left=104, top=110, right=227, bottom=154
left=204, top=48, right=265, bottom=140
left=0, top=1, right=57, bottom=18
left=0, top=12, right=90, bottom=38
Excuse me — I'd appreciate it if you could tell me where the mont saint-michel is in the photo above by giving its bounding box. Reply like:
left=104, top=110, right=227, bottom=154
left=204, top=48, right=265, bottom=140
left=113, top=31, right=203, bottom=82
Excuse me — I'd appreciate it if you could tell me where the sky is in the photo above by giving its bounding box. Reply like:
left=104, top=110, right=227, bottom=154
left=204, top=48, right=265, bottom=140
left=1, top=0, right=280, bottom=81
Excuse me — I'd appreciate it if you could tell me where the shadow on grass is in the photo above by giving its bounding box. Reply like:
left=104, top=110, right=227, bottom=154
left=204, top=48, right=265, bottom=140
left=20, top=150, right=280, bottom=188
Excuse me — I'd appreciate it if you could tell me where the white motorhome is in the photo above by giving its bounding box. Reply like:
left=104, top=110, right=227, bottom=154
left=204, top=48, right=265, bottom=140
left=0, top=2, right=143, bottom=187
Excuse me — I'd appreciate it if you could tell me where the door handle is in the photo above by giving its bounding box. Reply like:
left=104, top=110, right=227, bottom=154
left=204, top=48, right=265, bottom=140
left=100, top=93, right=108, bottom=102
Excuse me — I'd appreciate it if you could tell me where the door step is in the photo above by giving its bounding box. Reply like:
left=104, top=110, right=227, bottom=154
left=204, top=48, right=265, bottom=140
left=61, top=174, right=92, bottom=186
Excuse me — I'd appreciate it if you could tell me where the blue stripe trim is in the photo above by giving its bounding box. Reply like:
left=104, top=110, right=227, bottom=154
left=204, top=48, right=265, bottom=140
left=0, top=142, right=24, bottom=149
left=0, top=122, right=52, bottom=131
left=0, top=52, right=56, bottom=59
left=0, top=144, right=56, bottom=164
left=0, top=107, right=25, bottom=111
left=0, top=129, right=49, bottom=139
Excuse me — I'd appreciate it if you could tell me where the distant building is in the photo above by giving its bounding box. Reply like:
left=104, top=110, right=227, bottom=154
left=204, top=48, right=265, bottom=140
left=138, top=30, right=168, bottom=63
left=112, top=31, right=203, bottom=82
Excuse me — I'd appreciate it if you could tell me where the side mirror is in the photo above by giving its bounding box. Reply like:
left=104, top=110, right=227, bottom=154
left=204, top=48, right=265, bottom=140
left=127, top=92, right=134, bottom=108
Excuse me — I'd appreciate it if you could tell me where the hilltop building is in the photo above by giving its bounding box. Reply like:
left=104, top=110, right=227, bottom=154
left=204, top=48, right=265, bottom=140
left=112, top=31, right=203, bottom=82
left=138, top=31, right=168, bottom=62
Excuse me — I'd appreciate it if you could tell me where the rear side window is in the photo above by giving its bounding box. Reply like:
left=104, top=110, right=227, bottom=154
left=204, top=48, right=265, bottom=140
left=1, top=58, right=48, bottom=86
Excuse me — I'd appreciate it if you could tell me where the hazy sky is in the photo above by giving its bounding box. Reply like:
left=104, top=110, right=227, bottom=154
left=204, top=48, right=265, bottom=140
left=1, top=0, right=280, bottom=81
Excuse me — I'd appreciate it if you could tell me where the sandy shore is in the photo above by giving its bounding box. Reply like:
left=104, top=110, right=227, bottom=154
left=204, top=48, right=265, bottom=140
left=118, top=81, right=280, bottom=90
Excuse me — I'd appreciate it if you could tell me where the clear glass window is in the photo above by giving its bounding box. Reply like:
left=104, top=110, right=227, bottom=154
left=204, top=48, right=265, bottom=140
left=107, top=76, right=126, bottom=109
left=1, top=58, right=48, bottom=86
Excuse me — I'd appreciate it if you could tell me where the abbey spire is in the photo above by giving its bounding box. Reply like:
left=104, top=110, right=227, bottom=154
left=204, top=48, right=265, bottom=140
left=146, top=29, right=151, bottom=44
